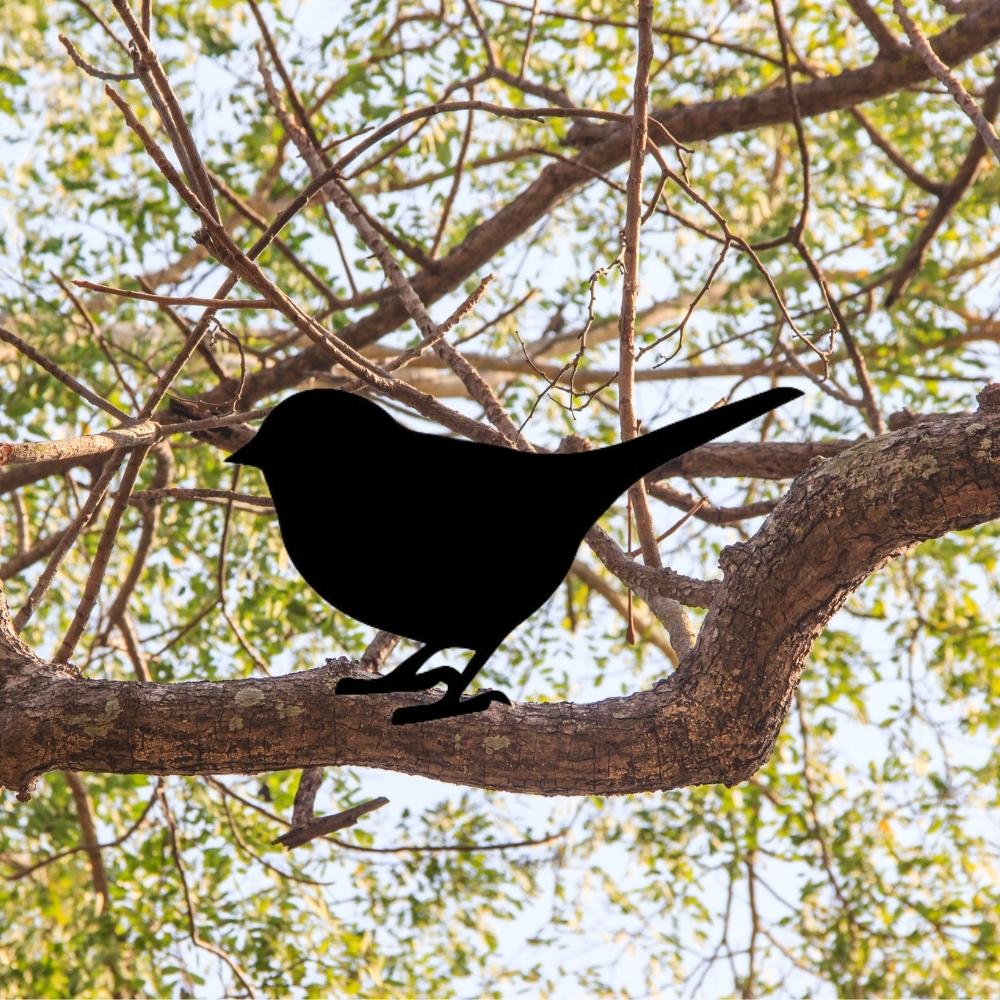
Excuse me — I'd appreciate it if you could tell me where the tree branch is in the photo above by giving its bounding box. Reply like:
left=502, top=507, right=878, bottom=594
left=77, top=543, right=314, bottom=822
left=3, top=396, right=997, bottom=799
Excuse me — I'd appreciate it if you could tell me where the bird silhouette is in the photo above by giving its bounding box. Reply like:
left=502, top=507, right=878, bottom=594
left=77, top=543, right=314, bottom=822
left=226, top=385, right=802, bottom=725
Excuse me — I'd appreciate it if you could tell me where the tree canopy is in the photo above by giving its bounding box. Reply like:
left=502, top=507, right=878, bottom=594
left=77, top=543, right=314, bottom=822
left=1, top=0, right=998, bottom=995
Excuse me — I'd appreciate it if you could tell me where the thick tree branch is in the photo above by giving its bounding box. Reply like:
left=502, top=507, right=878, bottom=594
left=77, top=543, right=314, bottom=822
left=2, top=396, right=997, bottom=799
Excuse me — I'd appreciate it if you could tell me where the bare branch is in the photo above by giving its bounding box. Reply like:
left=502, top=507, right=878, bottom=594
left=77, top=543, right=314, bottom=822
left=893, top=0, right=1000, bottom=162
left=71, top=280, right=271, bottom=310
left=616, top=1, right=696, bottom=654
left=845, top=0, right=904, bottom=54
left=55, top=443, right=152, bottom=663
left=274, top=797, right=390, bottom=850
left=64, top=772, right=111, bottom=914
left=0, top=325, right=129, bottom=420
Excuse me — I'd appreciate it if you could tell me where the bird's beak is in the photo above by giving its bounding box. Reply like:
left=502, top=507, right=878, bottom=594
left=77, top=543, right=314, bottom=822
left=225, top=438, right=260, bottom=466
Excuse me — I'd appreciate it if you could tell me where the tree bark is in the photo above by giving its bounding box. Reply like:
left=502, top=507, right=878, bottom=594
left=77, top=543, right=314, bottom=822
left=2, top=396, right=997, bottom=801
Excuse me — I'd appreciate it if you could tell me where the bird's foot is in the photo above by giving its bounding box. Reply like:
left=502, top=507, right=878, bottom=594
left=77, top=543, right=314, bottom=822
left=391, top=689, right=512, bottom=726
left=336, top=666, right=460, bottom=696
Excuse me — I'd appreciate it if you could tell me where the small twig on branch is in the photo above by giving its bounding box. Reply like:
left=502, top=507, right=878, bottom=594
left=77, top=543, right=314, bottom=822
left=111, top=0, right=221, bottom=221
left=0, top=527, right=74, bottom=581
left=208, top=172, right=348, bottom=312
left=893, top=0, right=1000, bottom=162
left=3, top=778, right=162, bottom=882
left=273, top=796, right=390, bottom=850
left=210, top=778, right=570, bottom=855
left=519, top=0, right=542, bottom=76
left=64, top=772, right=112, bottom=914
left=68, top=0, right=131, bottom=51
left=58, top=33, right=137, bottom=81
left=290, top=767, right=324, bottom=828
left=71, top=279, right=271, bottom=311
left=463, top=0, right=499, bottom=66
left=12, top=455, right=125, bottom=632
left=105, top=84, right=392, bottom=400
left=135, top=275, right=229, bottom=382
left=216, top=467, right=271, bottom=674
left=247, top=0, right=330, bottom=164
left=430, top=102, right=476, bottom=257
left=0, top=325, right=129, bottom=421
left=257, top=51, right=524, bottom=445
left=157, top=786, right=259, bottom=997
left=845, top=0, right=904, bottom=54
left=485, top=0, right=790, bottom=67
left=647, top=482, right=777, bottom=527
left=129, top=487, right=274, bottom=511
left=884, top=67, right=1000, bottom=306
left=585, top=523, right=718, bottom=610
left=616, top=0, right=696, bottom=656
left=96, top=444, right=174, bottom=650
left=570, top=560, right=677, bottom=663
left=55, top=443, right=152, bottom=664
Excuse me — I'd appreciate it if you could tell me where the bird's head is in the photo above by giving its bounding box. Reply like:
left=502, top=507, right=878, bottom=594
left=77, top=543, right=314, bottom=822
left=225, top=388, right=400, bottom=472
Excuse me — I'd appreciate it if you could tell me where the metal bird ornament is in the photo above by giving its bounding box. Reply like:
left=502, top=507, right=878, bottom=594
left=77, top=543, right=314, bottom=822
left=227, top=386, right=802, bottom=724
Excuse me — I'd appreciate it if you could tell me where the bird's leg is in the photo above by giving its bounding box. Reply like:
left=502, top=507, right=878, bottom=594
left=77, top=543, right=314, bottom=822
left=392, top=643, right=511, bottom=725
left=336, top=644, right=457, bottom=695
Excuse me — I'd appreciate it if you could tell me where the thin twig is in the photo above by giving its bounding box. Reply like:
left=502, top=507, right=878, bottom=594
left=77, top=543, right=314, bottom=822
left=216, top=467, right=271, bottom=674
left=210, top=777, right=572, bottom=855
left=13, top=455, right=126, bottom=632
left=71, top=279, right=270, bottom=310
left=247, top=0, right=330, bottom=166
left=430, top=103, right=476, bottom=257
left=96, top=444, right=173, bottom=648
left=463, top=0, right=498, bottom=66
left=58, top=34, right=136, bottom=81
left=893, top=0, right=1000, bottom=162
left=520, top=0, right=542, bottom=76
left=68, top=0, right=131, bottom=51
left=111, top=0, right=221, bottom=219
left=570, top=559, right=676, bottom=662
left=257, top=55, right=524, bottom=445
left=0, top=526, right=73, bottom=580
left=2, top=779, right=161, bottom=882
left=130, top=487, right=274, bottom=510
left=846, top=0, right=903, bottom=53
left=64, top=772, right=112, bottom=914
left=885, top=67, right=1000, bottom=306
left=136, top=275, right=229, bottom=382
left=54, top=443, right=152, bottom=663
left=157, top=786, right=259, bottom=997
left=0, top=325, right=129, bottom=420
left=484, top=0, right=789, bottom=66
left=616, top=1, right=695, bottom=655
left=104, top=84, right=393, bottom=409
left=208, top=172, right=347, bottom=311
left=273, top=797, right=391, bottom=850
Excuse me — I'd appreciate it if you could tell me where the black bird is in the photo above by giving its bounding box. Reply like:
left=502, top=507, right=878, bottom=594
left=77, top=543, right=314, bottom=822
left=226, top=386, right=802, bottom=725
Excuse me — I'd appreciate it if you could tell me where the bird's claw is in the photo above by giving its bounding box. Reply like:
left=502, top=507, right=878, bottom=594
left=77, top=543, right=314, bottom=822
left=336, top=665, right=461, bottom=696
left=402, top=666, right=462, bottom=692
left=336, top=674, right=393, bottom=695
left=391, top=689, right=512, bottom=726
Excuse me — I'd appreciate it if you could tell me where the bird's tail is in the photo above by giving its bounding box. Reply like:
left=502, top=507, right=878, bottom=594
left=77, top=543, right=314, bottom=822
left=587, top=387, right=803, bottom=501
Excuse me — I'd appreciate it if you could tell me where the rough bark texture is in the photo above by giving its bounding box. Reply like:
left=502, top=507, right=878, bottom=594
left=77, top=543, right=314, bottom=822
left=2, top=401, right=997, bottom=800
